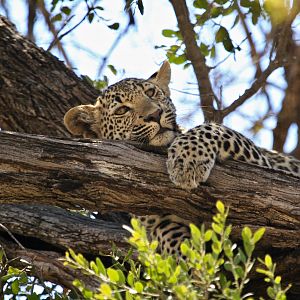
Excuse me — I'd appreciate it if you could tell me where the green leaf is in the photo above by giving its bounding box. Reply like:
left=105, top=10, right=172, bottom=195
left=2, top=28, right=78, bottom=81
left=126, top=291, right=134, bottom=300
left=215, top=0, right=228, bottom=4
left=100, top=283, right=112, bottom=296
left=253, top=228, right=265, bottom=244
left=0, top=248, right=4, bottom=263
left=162, top=29, right=176, bottom=38
left=137, top=0, right=144, bottom=15
left=211, top=6, right=222, bottom=18
left=107, top=268, right=119, bottom=282
left=212, top=240, right=222, bottom=254
left=108, top=23, right=120, bottom=30
left=51, top=13, right=62, bottom=22
left=190, top=224, right=201, bottom=240
left=267, top=286, right=276, bottom=298
left=11, top=280, right=20, bottom=295
left=117, top=269, right=126, bottom=284
left=224, top=261, right=232, bottom=272
left=216, top=26, right=227, bottom=43
left=216, top=200, right=225, bottom=214
left=170, top=54, right=186, bottom=65
left=240, top=0, right=252, bottom=8
left=88, top=13, right=94, bottom=23
left=210, top=45, right=216, bottom=58
left=127, top=272, right=134, bottom=287
left=193, top=0, right=208, bottom=9
left=256, top=268, right=273, bottom=277
left=180, top=242, right=189, bottom=255
left=90, top=261, right=98, bottom=275
left=200, top=43, right=209, bottom=56
left=107, top=64, right=117, bottom=75
left=204, top=229, right=213, bottom=242
left=27, top=293, right=39, bottom=300
left=265, top=254, right=272, bottom=269
left=235, top=266, right=245, bottom=278
left=95, top=257, right=106, bottom=276
left=242, top=227, right=252, bottom=241
left=238, top=248, right=247, bottom=263
left=275, top=276, right=281, bottom=284
left=243, top=241, right=254, bottom=257
left=61, top=6, right=71, bottom=15
left=212, top=222, right=222, bottom=234
left=223, top=38, right=234, bottom=52
left=134, top=281, right=143, bottom=293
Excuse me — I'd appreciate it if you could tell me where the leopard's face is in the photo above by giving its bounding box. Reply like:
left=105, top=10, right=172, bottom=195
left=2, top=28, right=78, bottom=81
left=64, top=61, right=178, bottom=146
left=92, top=79, right=177, bottom=146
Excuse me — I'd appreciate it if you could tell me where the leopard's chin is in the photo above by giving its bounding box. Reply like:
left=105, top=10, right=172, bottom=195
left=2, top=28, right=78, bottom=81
left=149, top=130, right=176, bottom=147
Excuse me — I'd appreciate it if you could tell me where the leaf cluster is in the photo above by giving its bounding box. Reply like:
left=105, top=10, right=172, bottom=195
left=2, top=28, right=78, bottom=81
left=64, top=201, right=291, bottom=300
left=161, top=0, right=268, bottom=67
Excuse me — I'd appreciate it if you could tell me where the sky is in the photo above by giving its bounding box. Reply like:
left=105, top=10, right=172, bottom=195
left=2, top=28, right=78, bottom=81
left=1, top=0, right=298, bottom=152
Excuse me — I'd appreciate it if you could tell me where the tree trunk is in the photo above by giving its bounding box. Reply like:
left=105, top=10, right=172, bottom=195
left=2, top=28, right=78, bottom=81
left=0, top=16, right=98, bottom=137
left=0, top=15, right=299, bottom=297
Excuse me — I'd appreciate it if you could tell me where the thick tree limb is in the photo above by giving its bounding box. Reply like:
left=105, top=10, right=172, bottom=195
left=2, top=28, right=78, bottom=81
left=0, top=130, right=299, bottom=241
left=0, top=16, right=98, bottom=137
left=0, top=204, right=128, bottom=254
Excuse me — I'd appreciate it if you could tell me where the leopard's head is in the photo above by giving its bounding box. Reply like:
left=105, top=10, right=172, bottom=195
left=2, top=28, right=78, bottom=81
left=64, top=61, right=178, bottom=146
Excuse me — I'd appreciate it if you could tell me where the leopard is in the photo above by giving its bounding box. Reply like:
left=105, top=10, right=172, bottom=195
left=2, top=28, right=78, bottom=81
left=64, top=60, right=300, bottom=256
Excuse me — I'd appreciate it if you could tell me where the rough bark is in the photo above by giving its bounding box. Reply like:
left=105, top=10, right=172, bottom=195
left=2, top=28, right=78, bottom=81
left=0, top=130, right=299, bottom=244
left=0, top=130, right=299, bottom=295
left=0, top=16, right=98, bottom=137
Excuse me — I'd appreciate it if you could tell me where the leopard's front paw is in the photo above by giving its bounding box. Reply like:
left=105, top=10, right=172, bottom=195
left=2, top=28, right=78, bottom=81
left=166, top=138, right=215, bottom=190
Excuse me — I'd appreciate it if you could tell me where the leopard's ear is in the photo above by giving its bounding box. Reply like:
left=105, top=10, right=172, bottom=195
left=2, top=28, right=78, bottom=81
left=148, top=60, right=171, bottom=97
left=64, top=104, right=97, bottom=138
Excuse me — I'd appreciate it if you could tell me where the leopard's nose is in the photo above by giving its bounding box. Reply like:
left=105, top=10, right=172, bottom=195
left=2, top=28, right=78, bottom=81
left=144, top=108, right=162, bottom=123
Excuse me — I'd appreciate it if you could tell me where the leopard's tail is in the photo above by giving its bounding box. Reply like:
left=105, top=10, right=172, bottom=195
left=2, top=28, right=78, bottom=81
left=259, top=148, right=300, bottom=178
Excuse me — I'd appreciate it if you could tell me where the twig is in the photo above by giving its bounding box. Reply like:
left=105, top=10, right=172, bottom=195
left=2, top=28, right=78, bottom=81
left=0, top=223, right=25, bottom=250
left=222, top=1, right=299, bottom=118
left=222, top=59, right=281, bottom=117
left=37, top=0, right=72, bottom=68
left=236, top=1, right=262, bottom=78
left=97, top=22, right=132, bottom=78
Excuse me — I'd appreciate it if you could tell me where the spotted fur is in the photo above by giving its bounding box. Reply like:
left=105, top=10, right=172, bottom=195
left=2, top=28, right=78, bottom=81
left=64, top=61, right=300, bottom=256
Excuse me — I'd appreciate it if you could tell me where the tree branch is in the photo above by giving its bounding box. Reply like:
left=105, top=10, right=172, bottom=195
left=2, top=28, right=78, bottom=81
left=169, top=0, right=217, bottom=121
left=0, top=204, right=128, bottom=255
left=222, top=3, right=299, bottom=118
left=0, top=16, right=99, bottom=137
left=0, top=130, right=299, bottom=238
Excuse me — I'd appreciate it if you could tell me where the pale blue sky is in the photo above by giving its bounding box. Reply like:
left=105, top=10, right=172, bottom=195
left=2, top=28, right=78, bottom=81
left=1, top=0, right=298, bottom=152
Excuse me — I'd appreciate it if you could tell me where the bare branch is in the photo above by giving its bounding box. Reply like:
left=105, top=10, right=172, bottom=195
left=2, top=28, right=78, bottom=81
left=37, top=0, right=72, bottom=68
left=169, top=0, right=217, bottom=122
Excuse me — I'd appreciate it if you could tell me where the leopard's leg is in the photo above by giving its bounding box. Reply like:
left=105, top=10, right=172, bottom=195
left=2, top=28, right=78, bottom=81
left=136, top=214, right=190, bottom=256
left=167, top=124, right=219, bottom=190
left=166, top=122, right=269, bottom=190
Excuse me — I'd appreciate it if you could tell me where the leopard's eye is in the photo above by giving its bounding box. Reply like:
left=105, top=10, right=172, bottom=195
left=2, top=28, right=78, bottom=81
left=145, top=88, right=155, bottom=98
left=114, top=106, right=131, bottom=115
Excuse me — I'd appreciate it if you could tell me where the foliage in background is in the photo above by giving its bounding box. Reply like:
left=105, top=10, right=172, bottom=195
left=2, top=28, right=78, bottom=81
left=0, top=246, right=69, bottom=299
left=64, top=201, right=291, bottom=300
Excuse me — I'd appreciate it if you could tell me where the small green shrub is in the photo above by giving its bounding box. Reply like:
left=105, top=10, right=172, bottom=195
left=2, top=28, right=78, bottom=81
left=64, top=201, right=291, bottom=300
